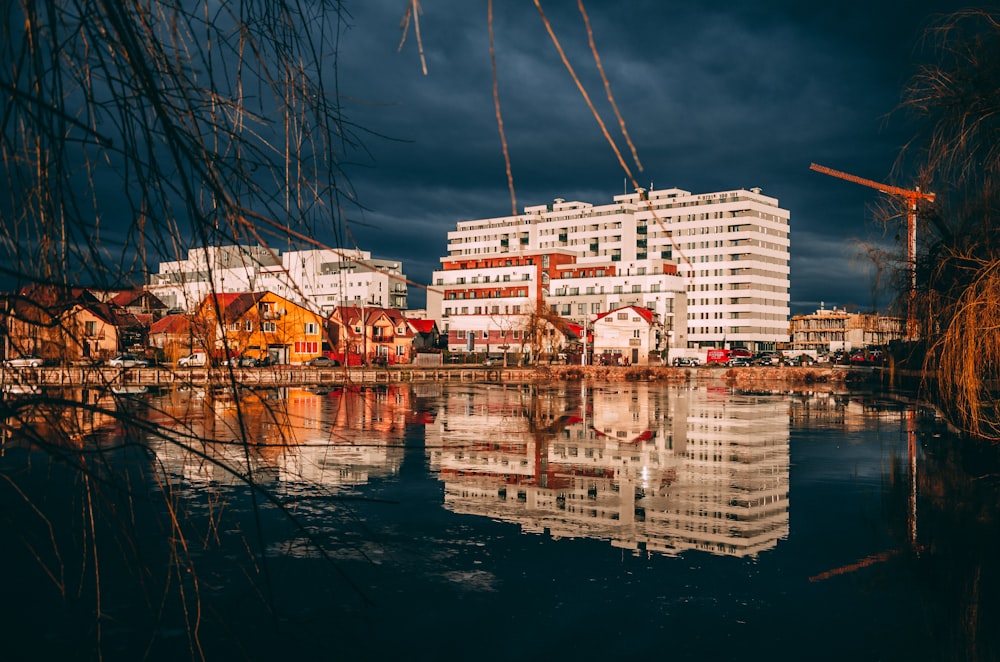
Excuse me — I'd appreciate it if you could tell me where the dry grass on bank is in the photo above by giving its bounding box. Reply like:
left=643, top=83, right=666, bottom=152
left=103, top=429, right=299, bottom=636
left=533, top=365, right=853, bottom=386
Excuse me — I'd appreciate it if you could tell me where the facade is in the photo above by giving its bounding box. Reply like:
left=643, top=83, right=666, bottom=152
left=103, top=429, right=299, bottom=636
left=789, top=306, right=904, bottom=354
left=328, top=306, right=415, bottom=365
left=591, top=305, right=661, bottom=366
left=198, top=291, right=327, bottom=365
left=3, top=286, right=145, bottom=363
left=149, top=245, right=408, bottom=315
left=548, top=257, right=688, bottom=351
left=430, top=186, right=789, bottom=351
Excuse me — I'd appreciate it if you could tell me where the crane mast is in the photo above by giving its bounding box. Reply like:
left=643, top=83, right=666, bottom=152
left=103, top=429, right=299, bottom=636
left=809, top=163, right=935, bottom=339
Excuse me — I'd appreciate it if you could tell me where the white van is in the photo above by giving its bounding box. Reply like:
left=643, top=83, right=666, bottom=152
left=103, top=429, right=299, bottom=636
left=177, top=351, right=208, bottom=368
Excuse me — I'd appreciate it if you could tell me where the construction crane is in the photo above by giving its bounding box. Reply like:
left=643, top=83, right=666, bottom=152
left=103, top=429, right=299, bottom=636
left=809, top=162, right=935, bottom=338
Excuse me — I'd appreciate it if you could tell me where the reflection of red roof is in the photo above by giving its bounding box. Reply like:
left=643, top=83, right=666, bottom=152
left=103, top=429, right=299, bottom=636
left=590, top=426, right=654, bottom=443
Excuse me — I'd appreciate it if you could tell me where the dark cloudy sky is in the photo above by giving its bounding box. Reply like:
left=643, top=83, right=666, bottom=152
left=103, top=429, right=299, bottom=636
left=330, top=1, right=971, bottom=314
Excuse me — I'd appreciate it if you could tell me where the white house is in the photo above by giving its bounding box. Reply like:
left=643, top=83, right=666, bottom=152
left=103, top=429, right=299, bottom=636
left=591, top=305, right=662, bottom=366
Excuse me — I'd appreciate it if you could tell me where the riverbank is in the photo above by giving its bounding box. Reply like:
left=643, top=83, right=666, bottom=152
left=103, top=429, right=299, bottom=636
left=2, top=363, right=878, bottom=390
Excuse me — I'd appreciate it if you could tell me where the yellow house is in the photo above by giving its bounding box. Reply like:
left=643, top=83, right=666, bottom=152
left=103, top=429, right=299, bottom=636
left=198, top=291, right=326, bottom=365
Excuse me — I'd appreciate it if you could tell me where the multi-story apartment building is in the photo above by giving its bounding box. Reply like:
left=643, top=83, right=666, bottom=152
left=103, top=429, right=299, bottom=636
left=429, top=185, right=789, bottom=351
left=148, top=245, right=408, bottom=315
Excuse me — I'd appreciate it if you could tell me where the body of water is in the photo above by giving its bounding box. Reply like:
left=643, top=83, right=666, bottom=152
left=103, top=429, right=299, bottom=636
left=1, top=382, right=997, bottom=661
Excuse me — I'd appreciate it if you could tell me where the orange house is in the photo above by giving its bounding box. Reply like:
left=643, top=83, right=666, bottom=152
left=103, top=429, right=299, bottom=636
left=198, top=291, right=327, bottom=365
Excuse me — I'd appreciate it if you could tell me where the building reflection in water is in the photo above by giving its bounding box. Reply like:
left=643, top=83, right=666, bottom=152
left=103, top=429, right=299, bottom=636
left=141, top=384, right=418, bottom=489
left=426, top=384, right=790, bottom=558
left=68, top=382, right=936, bottom=561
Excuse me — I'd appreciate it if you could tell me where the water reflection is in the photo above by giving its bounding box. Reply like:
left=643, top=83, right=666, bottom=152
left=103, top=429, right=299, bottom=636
left=139, top=385, right=417, bottom=488
left=4, top=381, right=998, bottom=661
left=427, top=384, right=790, bottom=557
left=111, top=382, right=797, bottom=558
left=6, top=384, right=915, bottom=561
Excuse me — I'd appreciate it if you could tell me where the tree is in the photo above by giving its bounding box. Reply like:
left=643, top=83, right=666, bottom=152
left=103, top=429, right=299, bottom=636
left=0, top=1, right=361, bottom=656
left=896, top=10, right=1000, bottom=440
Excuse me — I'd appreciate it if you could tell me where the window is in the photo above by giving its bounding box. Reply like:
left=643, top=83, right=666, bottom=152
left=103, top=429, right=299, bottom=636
left=295, top=341, right=319, bottom=353
left=261, top=322, right=276, bottom=333
left=85, top=321, right=97, bottom=336
left=617, top=313, right=628, bottom=320
left=632, top=285, right=641, bottom=293
left=304, top=322, right=318, bottom=335
left=245, top=320, right=254, bottom=332
left=396, top=345, right=406, bottom=356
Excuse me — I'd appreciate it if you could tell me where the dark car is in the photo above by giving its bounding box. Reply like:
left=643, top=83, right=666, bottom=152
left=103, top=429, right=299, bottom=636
left=786, top=354, right=816, bottom=366
left=239, top=353, right=273, bottom=367
left=308, top=356, right=340, bottom=367
left=751, top=352, right=779, bottom=366
left=672, top=356, right=700, bottom=367
left=727, top=357, right=752, bottom=367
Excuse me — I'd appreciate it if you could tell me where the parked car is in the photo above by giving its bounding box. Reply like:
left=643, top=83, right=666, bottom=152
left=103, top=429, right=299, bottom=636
left=727, top=357, right=752, bottom=367
left=672, top=356, right=700, bottom=367
left=849, top=351, right=869, bottom=364
left=4, top=354, right=44, bottom=368
left=307, top=355, right=340, bottom=367
left=752, top=352, right=779, bottom=366
left=785, top=354, right=816, bottom=366
left=239, top=353, right=273, bottom=367
left=729, top=348, right=753, bottom=359
left=108, top=353, right=150, bottom=368
left=177, top=352, right=208, bottom=368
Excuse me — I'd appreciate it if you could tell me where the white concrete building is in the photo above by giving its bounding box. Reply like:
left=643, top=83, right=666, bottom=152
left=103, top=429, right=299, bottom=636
left=431, top=185, right=789, bottom=351
left=549, top=257, right=688, bottom=351
left=149, top=245, right=408, bottom=315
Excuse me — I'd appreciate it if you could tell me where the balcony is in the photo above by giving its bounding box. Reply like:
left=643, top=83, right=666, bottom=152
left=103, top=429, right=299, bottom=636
left=558, top=234, right=568, bottom=243
left=637, top=225, right=647, bottom=234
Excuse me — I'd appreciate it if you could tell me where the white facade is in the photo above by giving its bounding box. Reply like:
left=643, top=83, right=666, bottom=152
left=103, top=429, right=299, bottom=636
left=549, top=258, right=688, bottom=349
left=591, top=306, right=661, bottom=365
left=436, top=186, right=789, bottom=350
left=149, top=246, right=408, bottom=315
